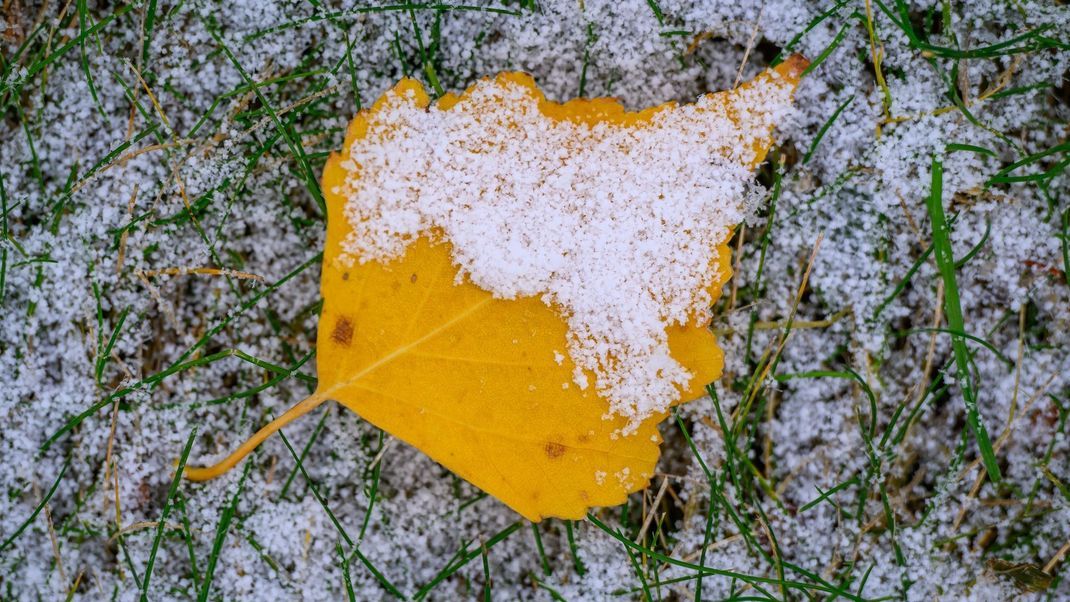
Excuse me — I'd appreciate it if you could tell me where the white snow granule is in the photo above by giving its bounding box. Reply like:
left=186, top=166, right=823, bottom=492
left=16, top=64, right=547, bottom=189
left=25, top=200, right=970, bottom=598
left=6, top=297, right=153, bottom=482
left=338, top=74, right=794, bottom=427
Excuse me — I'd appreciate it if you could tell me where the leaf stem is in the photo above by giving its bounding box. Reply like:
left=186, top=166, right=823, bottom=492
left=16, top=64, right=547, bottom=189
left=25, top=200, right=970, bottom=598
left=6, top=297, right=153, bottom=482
left=185, top=391, right=329, bottom=481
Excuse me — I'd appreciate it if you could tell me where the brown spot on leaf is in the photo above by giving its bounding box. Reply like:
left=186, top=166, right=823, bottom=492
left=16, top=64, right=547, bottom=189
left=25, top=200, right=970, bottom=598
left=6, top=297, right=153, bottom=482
left=410, top=273, right=418, bottom=283
left=341, top=271, right=350, bottom=281
left=545, top=441, right=566, bottom=459
left=331, top=316, right=354, bottom=346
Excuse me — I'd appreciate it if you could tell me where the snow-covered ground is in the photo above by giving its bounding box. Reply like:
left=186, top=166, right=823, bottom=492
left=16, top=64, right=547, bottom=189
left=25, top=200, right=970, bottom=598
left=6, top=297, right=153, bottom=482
left=1, top=1, right=1068, bottom=599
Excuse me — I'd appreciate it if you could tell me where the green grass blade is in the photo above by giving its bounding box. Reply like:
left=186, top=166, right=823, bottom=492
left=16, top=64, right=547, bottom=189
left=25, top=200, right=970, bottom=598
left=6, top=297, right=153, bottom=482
left=198, top=460, right=252, bottom=602
left=924, top=155, right=1001, bottom=483
left=140, top=427, right=198, bottom=601
left=0, top=461, right=69, bottom=552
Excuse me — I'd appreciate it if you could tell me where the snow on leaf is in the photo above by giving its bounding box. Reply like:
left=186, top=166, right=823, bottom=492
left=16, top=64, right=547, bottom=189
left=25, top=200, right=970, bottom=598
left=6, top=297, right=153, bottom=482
left=185, top=56, right=807, bottom=521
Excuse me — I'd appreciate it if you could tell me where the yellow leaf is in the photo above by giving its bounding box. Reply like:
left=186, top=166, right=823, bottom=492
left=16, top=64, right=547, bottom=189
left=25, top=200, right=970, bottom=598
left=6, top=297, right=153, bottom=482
left=185, top=56, right=807, bottom=521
